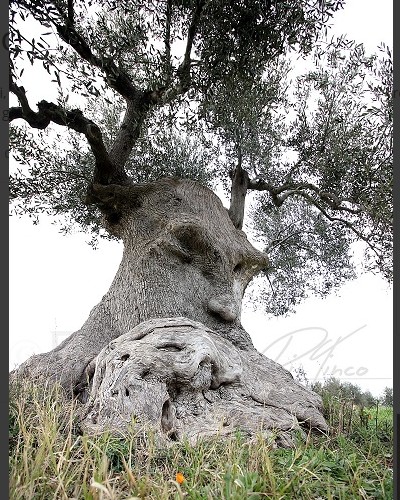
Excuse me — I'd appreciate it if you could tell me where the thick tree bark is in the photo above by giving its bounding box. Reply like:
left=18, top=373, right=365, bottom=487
left=80, top=317, right=327, bottom=446
left=12, top=178, right=327, bottom=444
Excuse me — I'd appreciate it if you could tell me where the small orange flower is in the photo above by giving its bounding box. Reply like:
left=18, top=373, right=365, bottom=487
left=176, top=472, right=185, bottom=484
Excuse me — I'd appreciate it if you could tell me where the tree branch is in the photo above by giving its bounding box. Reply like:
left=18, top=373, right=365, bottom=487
left=21, top=0, right=205, bottom=172
left=67, top=0, right=74, bottom=24
left=108, top=98, right=148, bottom=168
left=248, top=178, right=362, bottom=214
left=10, top=81, right=127, bottom=185
left=54, top=1, right=206, bottom=170
left=247, top=174, right=383, bottom=259
left=164, top=0, right=173, bottom=86
left=181, top=0, right=205, bottom=76
left=228, top=159, right=249, bottom=230
left=146, top=0, right=206, bottom=106
left=54, top=6, right=140, bottom=101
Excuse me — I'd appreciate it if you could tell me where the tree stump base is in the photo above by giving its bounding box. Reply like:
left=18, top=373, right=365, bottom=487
left=80, top=317, right=328, bottom=446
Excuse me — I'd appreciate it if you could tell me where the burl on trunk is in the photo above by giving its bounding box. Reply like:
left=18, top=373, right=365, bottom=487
left=13, top=178, right=328, bottom=445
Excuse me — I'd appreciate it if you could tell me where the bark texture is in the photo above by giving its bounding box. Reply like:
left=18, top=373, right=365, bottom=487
left=12, top=178, right=327, bottom=444
left=80, top=317, right=327, bottom=445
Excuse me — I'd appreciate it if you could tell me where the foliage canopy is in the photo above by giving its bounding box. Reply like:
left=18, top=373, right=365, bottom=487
left=9, top=0, right=392, bottom=315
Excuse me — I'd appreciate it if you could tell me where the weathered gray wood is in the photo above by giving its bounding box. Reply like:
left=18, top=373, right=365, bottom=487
left=12, top=178, right=268, bottom=395
left=11, top=178, right=327, bottom=445
left=80, top=317, right=327, bottom=445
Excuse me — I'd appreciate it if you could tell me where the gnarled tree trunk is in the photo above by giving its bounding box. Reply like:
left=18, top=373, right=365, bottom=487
left=12, top=178, right=327, bottom=444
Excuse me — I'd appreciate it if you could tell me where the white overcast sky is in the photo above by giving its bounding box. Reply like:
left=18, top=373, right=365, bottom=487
left=9, top=0, right=393, bottom=397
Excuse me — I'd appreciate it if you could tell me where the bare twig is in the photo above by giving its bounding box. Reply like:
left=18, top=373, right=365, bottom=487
left=265, top=231, right=302, bottom=252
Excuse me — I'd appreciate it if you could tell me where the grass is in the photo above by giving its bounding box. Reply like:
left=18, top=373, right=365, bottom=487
left=9, top=380, right=393, bottom=499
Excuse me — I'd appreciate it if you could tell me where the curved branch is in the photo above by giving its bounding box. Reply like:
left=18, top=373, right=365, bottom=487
left=53, top=1, right=205, bottom=169
left=54, top=5, right=139, bottom=101
left=248, top=178, right=362, bottom=214
left=10, top=81, right=127, bottom=185
left=247, top=175, right=383, bottom=260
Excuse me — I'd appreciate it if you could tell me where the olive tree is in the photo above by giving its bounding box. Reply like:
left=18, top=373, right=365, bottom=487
left=9, top=0, right=392, bottom=444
